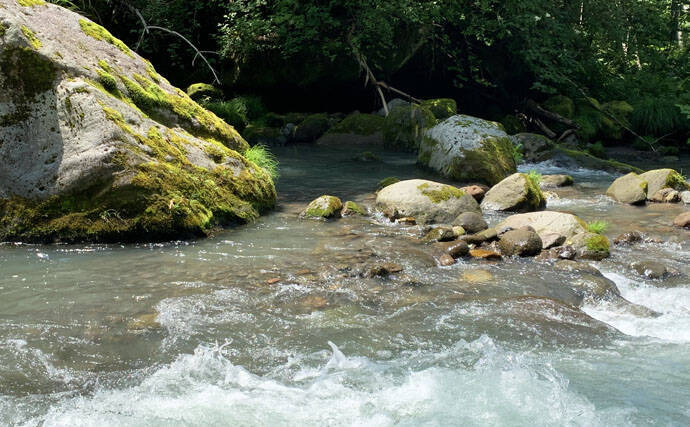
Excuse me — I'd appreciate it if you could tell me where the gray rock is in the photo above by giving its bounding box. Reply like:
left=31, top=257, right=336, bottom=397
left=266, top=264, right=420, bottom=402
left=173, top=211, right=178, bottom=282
left=613, top=231, right=643, bottom=245
left=649, top=188, right=681, bottom=203
left=452, top=212, right=488, bottom=234
left=540, top=174, right=574, bottom=188
left=566, top=232, right=611, bottom=260
left=511, top=133, right=554, bottom=162
left=459, top=228, right=498, bottom=245
left=639, top=168, right=690, bottom=197
left=606, top=173, right=648, bottom=204
left=540, top=233, right=566, bottom=249
left=376, top=179, right=480, bottom=225
left=631, top=261, right=668, bottom=280
left=480, top=173, right=546, bottom=212
left=498, top=227, right=543, bottom=257
left=418, top=115, right=516, bottom=186
left=497, top=211, right=587, bottom=239
left=434, top=240, right=470, bottom=258
left=422, top=226, right=456, bottom=243
left=681, top=191, right=690, bottom=204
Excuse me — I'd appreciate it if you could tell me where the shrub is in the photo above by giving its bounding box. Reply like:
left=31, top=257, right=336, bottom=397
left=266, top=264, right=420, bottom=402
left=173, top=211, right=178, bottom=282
left=586, top=220, right=609, bottom=234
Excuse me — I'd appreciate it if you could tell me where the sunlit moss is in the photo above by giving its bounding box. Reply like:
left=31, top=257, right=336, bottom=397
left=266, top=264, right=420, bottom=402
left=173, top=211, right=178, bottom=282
left=79, top=19, right=133, bottom=58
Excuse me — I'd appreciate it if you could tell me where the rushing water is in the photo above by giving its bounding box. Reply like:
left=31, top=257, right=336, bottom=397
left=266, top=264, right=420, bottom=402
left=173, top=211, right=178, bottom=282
left=1, top=146, right=689, bottom=426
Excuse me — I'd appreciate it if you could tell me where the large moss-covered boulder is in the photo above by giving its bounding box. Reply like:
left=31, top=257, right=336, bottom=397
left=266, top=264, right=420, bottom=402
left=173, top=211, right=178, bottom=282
left=376, top=179, right=480, bottom=225
left=606, top=173, right=648, bottom=204
left=511, top=133, right=554, bottom=163
left=480, top=173, right=546, bottom=212
left=293, top=113, right=330, bottom=143
left=0, top=2, right=276, bottom=242
left=418, top=115, right=516, bottom=186
left=421, top=98, right=457, bottom=120
left=639, top=169, right=690, bottom=198
left=382, top=105, right=437, bottom=152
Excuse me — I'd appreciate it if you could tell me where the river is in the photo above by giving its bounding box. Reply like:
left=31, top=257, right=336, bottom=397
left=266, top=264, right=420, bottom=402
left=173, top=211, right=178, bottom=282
left=1, top=146, right=689, bottom=425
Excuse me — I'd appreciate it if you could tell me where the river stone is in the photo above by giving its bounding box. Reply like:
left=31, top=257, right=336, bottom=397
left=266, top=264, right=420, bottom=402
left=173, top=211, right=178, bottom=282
left=460, top=228, right=498, bottom=245
left=418, top=115, right=516, bottom=186
left=434, top=240, right=470, bottom=258
left=481, top=173, right=546, bottom=212
left=0, top=1, right=275, bottom=243
left=682, top=191, right=690, bottom=204
left=540, top=233, right=567, bottom=249
left=376, top=179, right=480, bottom=225
left=460, top=185, right=487, bottom=202
left=554, top=260, right=620, bottom=301
left=631, top=261, right=668, bottom=280
left=422, top=226, right=456, bottom=243
left=649, top=188, right=681, bottom=203
left=613, top=231, right=643, bottom=245
left=452, top=212, right=488, bottom=234
left=469, top=249, right=502, bottom=260
left=566, top=232, right=611, bottom=260
left=511, top=133, right=554, bottom=162
left=605, top=173, right=648, bottom=204
left=540, top=174, right=574, bottom=188
left=497, top=211, right=586, bottom=241
left=438, top=254, right=456, bottom=266
left=341, top=201, right=367, bottom=217
left=300, top=196, right=343, bottom=219
left=639, top=168, right=690, bottom=197
left=674, top=212, right=690, bottom=228
left=498, top=227, right=543, bottom=257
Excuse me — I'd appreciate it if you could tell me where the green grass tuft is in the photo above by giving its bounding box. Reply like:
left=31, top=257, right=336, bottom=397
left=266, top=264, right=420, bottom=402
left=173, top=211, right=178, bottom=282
left=245, top=145, right=279, bottom=180
left=586, top=220, right=609, bottom=234
left=526, top=169, right=542, bottom=187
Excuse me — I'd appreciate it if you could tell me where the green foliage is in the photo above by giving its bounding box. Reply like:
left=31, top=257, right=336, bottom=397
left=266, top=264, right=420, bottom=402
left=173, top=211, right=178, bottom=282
left=586, top=220, right=609, bottom=234
left=526, top=170, right=541, bottom=187
left=630, top=98, right=686, bottom=137
left=587, top=142, right=607, bottom=159
left=245, top=144, right=279, bottom=179
left=512, top=143, right=524, bottom=164
left=206, top=96, right=267, bottom=132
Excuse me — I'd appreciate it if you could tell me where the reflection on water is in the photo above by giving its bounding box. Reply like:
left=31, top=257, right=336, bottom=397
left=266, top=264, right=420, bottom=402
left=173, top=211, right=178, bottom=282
left=1, top=146, right=689, bottom=425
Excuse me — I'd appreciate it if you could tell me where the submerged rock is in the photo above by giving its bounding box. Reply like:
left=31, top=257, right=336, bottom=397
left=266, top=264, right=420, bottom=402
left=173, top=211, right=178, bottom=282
left=498, top=227, right=543, bottom=257
left=480, top=173, right=546, bottom=212
left=418, top=115, right=516, bottom=186
left=300, top=196, right=343, bottom=219
left=376, top=179, right=480, bottom=225
left=631, top=261, right=669, bottom=280
left=674, top=212, right=690, bottom=229
left=0, top=1, right=275, bottom=243
left=606, top=173, right=648, bottom=204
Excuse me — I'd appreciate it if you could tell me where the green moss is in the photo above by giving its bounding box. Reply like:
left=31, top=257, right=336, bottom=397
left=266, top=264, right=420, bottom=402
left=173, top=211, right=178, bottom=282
left=543, top=95, right=575, bottom=119
left=17, top=0, right=45, bottom=6
left=421, top=98, right=457, bottom=120
left=500, top=115, right=525, bottom=135
left=521, top=172, right=547, bottom=210
left=417, top=183, right=465, bottom=204
left=586, top=234, right=610, bottom=253
left=302, top=196, right=343, bottom=219
left=186, top=83, right=221, bottom=101
left=556, top=147, right=643, bottom=174
left=377, top=177, right=400, bottom=191
left=143, top=59, right=162, bottom=84
left=342, top=201, right=366, bottom=216
left=665, top=170, right=690, bottom=191
left=0, top=23, right=6, bottom=38
left=383, top=105, right=437, bottom=152
left=79, top=19, right=133, bottom=58
left=443, top=136, right=517, bottom=186
left=0, top=47, right=57, bottom=100
left=20, top=26, right=41, bottom=49
left=328, top=113, right=384, bottom=135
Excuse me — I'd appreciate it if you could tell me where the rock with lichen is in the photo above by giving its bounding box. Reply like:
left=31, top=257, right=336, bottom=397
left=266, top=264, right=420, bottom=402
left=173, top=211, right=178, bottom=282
left=300, top=195, right=343, bottom=219
left=376, top=179, right=480, bottom=225
left=0, top=1, right=275, bottom=242
left=605, top=173, right=648, bottom=204
left=418, top=115, right=517, bottom=186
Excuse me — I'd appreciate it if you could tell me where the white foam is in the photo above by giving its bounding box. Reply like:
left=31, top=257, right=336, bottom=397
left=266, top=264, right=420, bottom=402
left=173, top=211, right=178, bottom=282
left=15, top=338, right=630, bottom=426
left=583, top=272, right=690, bottom=343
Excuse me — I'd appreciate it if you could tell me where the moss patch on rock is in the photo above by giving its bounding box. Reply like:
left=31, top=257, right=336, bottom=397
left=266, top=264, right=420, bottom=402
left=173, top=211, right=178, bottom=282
left=79, top=19, right=133, bottom=57
left=377, top=177, right=400, bottom=191
left=186, top=83, right=221, bottom=101
left=421, top=99, right=457, bottom=120
left=342, top=201, right=366, bottom=216
left=417, top=183, right=465, bottom=204
left=20, top=26, right=42, bottom=49
left=17, top=0, right=46, bottom=6
left=300, top=195, right=343, bottom=219
left=328, top=113, right=384, bottom=135
left=383, top=105, right=436, bottom=152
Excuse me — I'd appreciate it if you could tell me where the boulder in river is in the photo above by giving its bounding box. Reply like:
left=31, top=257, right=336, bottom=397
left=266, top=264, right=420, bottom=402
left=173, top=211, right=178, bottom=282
left=498, top=227, right=543, bottom=257
left=681, top=191, right=690, bottom=204
left=649, top=188, right=681, bottom=203
left=639, top=168, right=690, bottom=198
left=631, top=261, right=669, bottom=280
left=300, top=196, right=343, bottom=219
left=605, top=173, right=648, bottom=204
left=480, top=173, right=546, bottom=212
left=497, top=211, right=587, bottom=240
left=511, top=133, right=554, bottom=162
left=382, top=104, right=436, bottom=152
left=418, top=115, right=516, bottom=186
left=452, top=212, right=488, bottom=234
left=673, top=212, right=690, bottom=229
left=376, top=179, right=480, bottom=225
left=0, top=1, right=276, bottom=243
left=540, top=174, right=574, bottom=188
left=566, top=232, right=611, bottom=260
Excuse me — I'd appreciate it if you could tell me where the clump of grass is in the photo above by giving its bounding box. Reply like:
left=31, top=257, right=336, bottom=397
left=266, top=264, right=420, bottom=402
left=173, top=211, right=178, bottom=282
left=513, top=143, right=524, bottom=164
left=586, top=220, right=609, bottom=234
left=526, top=169, right=541, bottom=187
left=245, top=145, right=279, bottom=180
